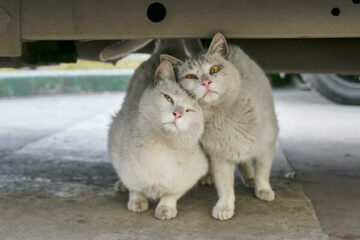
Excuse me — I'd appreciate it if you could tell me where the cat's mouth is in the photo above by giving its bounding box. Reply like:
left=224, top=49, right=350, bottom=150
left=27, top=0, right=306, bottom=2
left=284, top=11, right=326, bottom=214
left=163, top=121, right=179, bottom=131
left=202, top=89, right=218, bottom=98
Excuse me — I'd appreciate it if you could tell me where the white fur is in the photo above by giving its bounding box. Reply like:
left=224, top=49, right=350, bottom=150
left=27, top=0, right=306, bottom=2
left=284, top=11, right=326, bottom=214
left=108, top=58, right=208, bottom=220
left=173, top=33, right=278, bottom=220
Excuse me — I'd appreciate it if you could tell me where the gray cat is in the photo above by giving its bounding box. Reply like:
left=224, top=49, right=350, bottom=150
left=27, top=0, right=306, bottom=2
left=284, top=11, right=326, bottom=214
left=108, top=39, right=208, bottom=220
left=108, top=60, right=207, bottom=220
left=161, top=33, right=279, bottom=220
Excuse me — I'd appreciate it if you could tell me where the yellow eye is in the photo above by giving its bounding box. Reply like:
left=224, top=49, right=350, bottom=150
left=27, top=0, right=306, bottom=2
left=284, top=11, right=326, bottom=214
left=162, top=93, right=174, bottom=104
left=210, top=65, right=220, bottom=74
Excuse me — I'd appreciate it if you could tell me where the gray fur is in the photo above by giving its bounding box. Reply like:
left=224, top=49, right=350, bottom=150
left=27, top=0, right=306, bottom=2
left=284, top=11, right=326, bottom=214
left=167, top=33, right=279, bottom=220
left=108, top=40, right=208, bottom=220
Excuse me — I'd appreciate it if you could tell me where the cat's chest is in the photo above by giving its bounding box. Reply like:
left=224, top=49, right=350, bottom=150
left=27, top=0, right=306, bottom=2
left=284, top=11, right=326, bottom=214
left=201, top=109, right=258, bottom=161
left=203, top=113, right=251, bottom=140
left=204, top=107, right=255, bottom=133
left=138, top=143, right=192, bottom=170
left=136, top=145, right=202, bottom=184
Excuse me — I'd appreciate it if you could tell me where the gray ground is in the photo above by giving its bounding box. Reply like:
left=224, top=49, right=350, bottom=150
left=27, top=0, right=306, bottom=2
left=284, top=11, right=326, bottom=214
left=0, top=89, right=359, bottom=240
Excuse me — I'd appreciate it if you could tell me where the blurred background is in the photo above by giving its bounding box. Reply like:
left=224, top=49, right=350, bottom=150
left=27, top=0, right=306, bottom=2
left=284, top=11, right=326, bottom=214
left=1, top=55, right=359, bottom=106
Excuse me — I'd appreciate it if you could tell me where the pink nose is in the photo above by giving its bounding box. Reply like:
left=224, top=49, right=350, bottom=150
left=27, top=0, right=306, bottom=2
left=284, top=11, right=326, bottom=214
left=201, top=78, right=212, bottom=87
left=173, top=111, right=182, bottom=120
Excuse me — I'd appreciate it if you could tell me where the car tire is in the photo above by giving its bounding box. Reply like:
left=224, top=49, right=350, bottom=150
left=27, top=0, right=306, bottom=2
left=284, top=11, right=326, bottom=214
left=301, top=74, right=360, bottom=105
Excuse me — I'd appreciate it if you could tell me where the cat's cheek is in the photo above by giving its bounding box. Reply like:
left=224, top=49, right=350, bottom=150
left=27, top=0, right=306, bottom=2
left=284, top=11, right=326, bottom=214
left=160, top=114, right=174, bottom=125
left=180, top=79, right=195, bottom=93
left=194, top=86, right=207, bottom=100
left=191, top=121, right=204, bottom=138
left=174, top=118, right=183, bottom=129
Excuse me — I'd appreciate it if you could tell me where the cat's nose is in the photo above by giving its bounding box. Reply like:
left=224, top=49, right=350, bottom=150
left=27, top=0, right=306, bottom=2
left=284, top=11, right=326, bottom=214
left=173, top=111, right=182, bottom=120
left=201, top=78, right=212, bottom=87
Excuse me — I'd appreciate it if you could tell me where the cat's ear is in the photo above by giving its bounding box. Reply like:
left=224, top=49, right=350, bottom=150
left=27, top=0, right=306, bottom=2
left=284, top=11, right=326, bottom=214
left=153, top=60, right=176, bottom=87
left=160, top=54, right=184, bottom=68
left=208, top=32, right=228, bottom=57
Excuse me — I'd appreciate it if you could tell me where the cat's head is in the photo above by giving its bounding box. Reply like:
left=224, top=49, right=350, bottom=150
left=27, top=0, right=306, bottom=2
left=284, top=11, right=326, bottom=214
left=139, top=60, right=204, bottom=139
left=161, top=33, right=240, bottom=106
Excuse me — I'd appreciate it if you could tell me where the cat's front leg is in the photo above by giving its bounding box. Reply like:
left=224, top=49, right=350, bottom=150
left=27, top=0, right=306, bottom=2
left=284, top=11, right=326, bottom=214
left=254, top=146, right=275, bottom=201
left=155, top=193, right=182, bottom=220
left=211, top=158, right=236, bottom=220
left=127, top=191, right=149, bottom=212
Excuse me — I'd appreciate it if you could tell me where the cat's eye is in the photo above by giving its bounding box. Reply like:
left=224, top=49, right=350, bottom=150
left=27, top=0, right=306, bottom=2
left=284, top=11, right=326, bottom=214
left=209, top=65, right=220, bottom=74
left=186, top=109, right=195, bottom=112
left=184, top=74, right=198, bottom=79
left=162, top=93, right=174, bottom=104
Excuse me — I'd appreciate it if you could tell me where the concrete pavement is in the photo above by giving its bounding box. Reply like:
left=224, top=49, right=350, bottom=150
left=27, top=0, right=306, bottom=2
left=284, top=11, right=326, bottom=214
left=275, top=89, right=360, bottom=240
left=1, top=88, right=359, bottom=239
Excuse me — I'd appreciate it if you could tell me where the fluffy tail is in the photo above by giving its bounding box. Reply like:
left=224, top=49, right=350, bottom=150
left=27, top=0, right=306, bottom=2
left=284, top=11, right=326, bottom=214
left=99, top=39, right=153, bottom=61
left=100, top=38, right=204, bottom=61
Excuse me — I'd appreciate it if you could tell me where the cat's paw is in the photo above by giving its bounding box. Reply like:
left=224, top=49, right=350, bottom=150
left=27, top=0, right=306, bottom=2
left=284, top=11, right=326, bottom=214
left=243, top=178, right=255, bottom=188
left=200, top=174, right=214, bottom=186
left=114, top=181, right=128, bottom=193
left=127, top=199, right=148, bottom=212
left=155, top=205, right=177, bottom=220
left=212, top=204, right=234, bottom=220
left=255, top=189, right=275, bottom=201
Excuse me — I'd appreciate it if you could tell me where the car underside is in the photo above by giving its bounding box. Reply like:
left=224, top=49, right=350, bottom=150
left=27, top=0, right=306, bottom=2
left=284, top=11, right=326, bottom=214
left=1, top=0, right=360, bottom=73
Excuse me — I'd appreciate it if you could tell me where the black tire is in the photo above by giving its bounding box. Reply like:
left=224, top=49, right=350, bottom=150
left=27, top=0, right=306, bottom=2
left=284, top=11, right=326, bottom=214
left=301, top=74, right=360, bottom=105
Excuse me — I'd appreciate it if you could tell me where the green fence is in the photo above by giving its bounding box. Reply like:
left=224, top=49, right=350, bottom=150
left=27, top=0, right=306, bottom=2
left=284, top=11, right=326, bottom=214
left=0, top=70, right=133, bottom=97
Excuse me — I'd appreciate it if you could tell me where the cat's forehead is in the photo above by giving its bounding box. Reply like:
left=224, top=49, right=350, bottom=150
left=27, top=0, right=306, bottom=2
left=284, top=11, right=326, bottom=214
left=180, top=53, right=224, bottom=71
left=156, top=81, right=198, bottom=105
left=184, top=55, right=207, bottom=68
left=157, top=80, right=184, bottom=94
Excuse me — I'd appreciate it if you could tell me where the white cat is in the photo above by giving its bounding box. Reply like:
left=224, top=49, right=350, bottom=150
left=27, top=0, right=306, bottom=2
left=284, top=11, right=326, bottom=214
left=119, top=39, right=203, bottom=113
left=108, top=60, right=208, bottom=220
left=161, top=33, right=278, bottom=220
left=109, top=38, right=206, bottom=192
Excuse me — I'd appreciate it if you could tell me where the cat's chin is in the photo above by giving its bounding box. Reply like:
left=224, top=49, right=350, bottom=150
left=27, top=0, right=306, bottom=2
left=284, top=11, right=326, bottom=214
left=200, top=92, right=220, bottom=105
left=162, top=123, right=180, bottom=133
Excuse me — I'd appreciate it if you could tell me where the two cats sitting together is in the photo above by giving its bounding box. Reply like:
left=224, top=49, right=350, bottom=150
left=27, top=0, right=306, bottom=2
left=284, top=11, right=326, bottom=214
left=108, top=33, right=278, bottom=221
